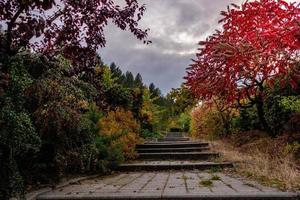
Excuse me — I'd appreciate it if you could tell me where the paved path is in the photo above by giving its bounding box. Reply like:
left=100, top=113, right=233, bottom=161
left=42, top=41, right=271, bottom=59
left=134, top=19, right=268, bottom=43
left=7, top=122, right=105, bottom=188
left=37, top=132, right=299, bottom=199
left=37, top=170, right=298, bottom=200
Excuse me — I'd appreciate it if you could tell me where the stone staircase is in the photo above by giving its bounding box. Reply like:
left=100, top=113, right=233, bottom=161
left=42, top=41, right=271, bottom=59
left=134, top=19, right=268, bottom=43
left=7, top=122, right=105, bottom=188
left=117, top=132, right=233, bottom=171
left=36, top=132, right=299, bottom=200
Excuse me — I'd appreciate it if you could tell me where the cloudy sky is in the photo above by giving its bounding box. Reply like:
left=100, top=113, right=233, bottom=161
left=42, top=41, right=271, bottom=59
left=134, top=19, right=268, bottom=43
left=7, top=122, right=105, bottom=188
left=98, top=0, right=244, bottom=94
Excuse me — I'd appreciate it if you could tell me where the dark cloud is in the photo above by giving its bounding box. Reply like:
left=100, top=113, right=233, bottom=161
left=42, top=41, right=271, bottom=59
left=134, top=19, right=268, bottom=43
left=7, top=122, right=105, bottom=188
left=99, top=0, right=242, bottom=94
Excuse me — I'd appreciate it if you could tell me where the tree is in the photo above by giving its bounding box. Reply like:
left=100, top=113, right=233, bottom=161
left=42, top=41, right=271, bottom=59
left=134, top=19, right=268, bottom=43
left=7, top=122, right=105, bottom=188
left=149, top=83, right=156, bottom=94
left=134, top=73, right=143, bottom=87
left=167, top=85, right=196, bottom=116
left=124, top=71, right=135, bottom=87
left=110, top=63, right=124, bottom=83
left=185, top=0, right=300, bottom=134
left=149, top=82, right=162, bottom=99
left=0, top=0, right=149, bottom=62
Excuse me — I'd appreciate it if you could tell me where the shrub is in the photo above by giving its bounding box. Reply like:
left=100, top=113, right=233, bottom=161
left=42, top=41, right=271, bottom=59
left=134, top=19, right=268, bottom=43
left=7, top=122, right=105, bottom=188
left=167, top=117, right=181, bottom=132
left=92, top=136, right=124, bottom=172
left=140, top=129, right=162, bottom=139
left=263, top=95, right=291, bottom=136
left=190, top=106, right=224, bottom=139
left=178, top=112, right=191, bottom=132
left=0, top=53, right=42, bottom=199
left=280, top=96, right=300, bottom=113
left=0, top=107, right=41, bottom=199
left=233, top=107, right=260, bottom=132
left=98, top=108, right=142, bottom=159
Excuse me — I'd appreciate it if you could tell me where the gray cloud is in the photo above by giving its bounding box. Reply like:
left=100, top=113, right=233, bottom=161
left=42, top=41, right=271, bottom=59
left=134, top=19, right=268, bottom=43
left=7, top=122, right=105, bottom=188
left=99, top=0, right=242, bottom=94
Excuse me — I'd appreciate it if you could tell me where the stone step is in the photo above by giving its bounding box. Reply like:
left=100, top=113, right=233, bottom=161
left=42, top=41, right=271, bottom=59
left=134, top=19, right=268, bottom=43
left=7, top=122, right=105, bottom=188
left=165, top=132, right=183, bottom=137
left=136, top=147, right=210, bottom=153
left=158, top=137, right=190, bottom=142
left=117, top=161, right=233, bottom=171
left=136, top=142, right=209, bottom=149
left=137, top=152, right=219, bottom=160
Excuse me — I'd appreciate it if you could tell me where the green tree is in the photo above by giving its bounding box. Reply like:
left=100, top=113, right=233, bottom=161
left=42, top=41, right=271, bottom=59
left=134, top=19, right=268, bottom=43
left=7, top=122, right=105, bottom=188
left=134, top=73, right=143, bottom=88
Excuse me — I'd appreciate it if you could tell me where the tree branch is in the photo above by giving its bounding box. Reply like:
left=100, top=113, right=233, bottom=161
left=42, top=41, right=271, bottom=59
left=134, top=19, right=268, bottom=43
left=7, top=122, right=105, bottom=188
left=6, top=4, right=25, bottom=51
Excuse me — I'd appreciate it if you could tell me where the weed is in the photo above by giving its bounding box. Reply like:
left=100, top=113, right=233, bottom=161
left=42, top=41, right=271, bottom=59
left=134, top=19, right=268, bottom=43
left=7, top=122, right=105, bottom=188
left=211, top=175, right=221, bottom=181
left=199, top=179, right=213, bottom=187
left=212, top=140, right=300, bottom=190
left=208, top=166, right=222, bottom=173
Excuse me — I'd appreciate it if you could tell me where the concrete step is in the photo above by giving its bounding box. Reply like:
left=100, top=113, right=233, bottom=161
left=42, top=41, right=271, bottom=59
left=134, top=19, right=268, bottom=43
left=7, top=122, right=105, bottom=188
left=165, top=132, right=183, bottom=137
left=117, top=161, right=233, bottom=171
left=136, top=142, right=209, bottom=149
left=158, top=137, right=190, bottom=142
left=136, top=147, right=210, bottom=153
left=137, top=152, right=219, bottom=160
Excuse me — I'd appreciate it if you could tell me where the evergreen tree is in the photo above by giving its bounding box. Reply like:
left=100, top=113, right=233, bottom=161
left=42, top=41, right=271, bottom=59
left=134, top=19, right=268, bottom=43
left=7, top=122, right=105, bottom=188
left=149, top=83, right=156, bottom=94
left=134, top=73, right=143, bottom=87
left=124, top=71, right=134, bottom=88
left=110, top=62, right=123, bottom=82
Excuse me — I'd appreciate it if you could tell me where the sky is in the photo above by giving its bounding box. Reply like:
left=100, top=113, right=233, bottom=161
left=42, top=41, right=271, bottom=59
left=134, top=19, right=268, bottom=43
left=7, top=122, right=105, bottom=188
left=98, top=0, right=244, bottom=94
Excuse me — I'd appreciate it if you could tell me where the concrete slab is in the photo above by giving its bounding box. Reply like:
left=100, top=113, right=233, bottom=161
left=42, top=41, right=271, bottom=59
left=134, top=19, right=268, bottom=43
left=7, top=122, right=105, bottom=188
left=136, top=147, right=210, bottom=153
left=137, top=152, right=219, bottom=160
left=117, top=161, right=233, bottom=171
left=136, top=142, right=209, bottom=148
left=37, top=171, right=299, bottom=200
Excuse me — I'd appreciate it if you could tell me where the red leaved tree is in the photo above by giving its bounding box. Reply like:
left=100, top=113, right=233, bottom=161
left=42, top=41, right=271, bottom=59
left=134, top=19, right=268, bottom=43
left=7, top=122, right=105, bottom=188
left=0, top=0, right=149, bottom=63
left=185, top=0, right=300, bottom=133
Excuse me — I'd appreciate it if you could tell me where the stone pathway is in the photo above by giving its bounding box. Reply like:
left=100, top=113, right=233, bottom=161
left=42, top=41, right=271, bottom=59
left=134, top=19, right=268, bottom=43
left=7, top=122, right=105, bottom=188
left=37, top=132, right=299, bottom=199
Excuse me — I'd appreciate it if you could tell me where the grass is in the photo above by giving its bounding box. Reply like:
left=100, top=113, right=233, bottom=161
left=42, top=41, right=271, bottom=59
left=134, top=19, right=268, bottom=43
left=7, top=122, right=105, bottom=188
left=212, top=140, right=300, bottom=191
left=208, top=166, right=223, bottom=173
left=199, top=175, right=221, bottom=188
left=199, top=179, right=213, bottom=187
left=211, top=175, right=221, bottom=181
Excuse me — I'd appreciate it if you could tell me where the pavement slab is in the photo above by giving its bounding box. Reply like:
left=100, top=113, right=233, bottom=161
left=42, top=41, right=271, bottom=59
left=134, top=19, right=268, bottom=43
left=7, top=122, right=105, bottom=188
left=34, top=135, right=299, bottom=200
left=37, top=170, right=299, bottom=200
left=117, top=160, right=233, bottom=171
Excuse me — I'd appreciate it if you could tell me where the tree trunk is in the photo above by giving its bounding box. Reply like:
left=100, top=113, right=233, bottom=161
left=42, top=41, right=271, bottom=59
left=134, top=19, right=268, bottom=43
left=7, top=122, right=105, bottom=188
left=256, top=96, right=272, bottom=135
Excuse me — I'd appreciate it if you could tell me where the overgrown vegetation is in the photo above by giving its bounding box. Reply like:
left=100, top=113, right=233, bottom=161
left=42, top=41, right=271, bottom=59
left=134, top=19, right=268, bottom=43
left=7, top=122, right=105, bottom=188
left=0, top=1, right=177, bottom=199
left=1, top=0, right=299, bottom=198
left=185, top=0, right=300, bottom=191
left=0, top=51, right=180, bottom=199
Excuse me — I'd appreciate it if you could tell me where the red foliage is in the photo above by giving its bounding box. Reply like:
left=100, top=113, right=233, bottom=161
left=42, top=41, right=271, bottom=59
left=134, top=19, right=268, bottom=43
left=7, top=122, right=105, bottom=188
left=185, top=0, right=300, bottom=104
left=1, top=0, right=149, bottom=60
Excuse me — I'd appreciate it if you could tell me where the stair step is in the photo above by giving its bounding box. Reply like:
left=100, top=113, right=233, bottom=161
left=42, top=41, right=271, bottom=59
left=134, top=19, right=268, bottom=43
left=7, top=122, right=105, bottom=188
left=158, top=137, right=190, bottom=141
left=136, top=147, right=210, bottom=153
left=165, top=132, right=183, bottom=138
left=137, top=152, right=219, bottom=160
left=137, top=142, right=209, bottom=149
left=117, top=161, right=233, bottom=171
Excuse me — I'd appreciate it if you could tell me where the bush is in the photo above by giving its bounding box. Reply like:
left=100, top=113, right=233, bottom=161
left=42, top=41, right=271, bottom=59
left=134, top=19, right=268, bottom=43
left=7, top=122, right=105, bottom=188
left=190, top=106, right=225, bottom=139
left=263, top=95, right=291, bottom=136
left=0, top=53, right=42, bottom=199
left=279, top=96, right=300, bottom=133
left=233, top=107, right=260, bottom=132
left=92, top=136, right=124, bottom=172
left=0, top=107, right=40, bottom=199
left=178, top=112, right=191, bottom=132
left=98, top=108, right=142, bottom=159
left=141, top=129, right=162, bottom=139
